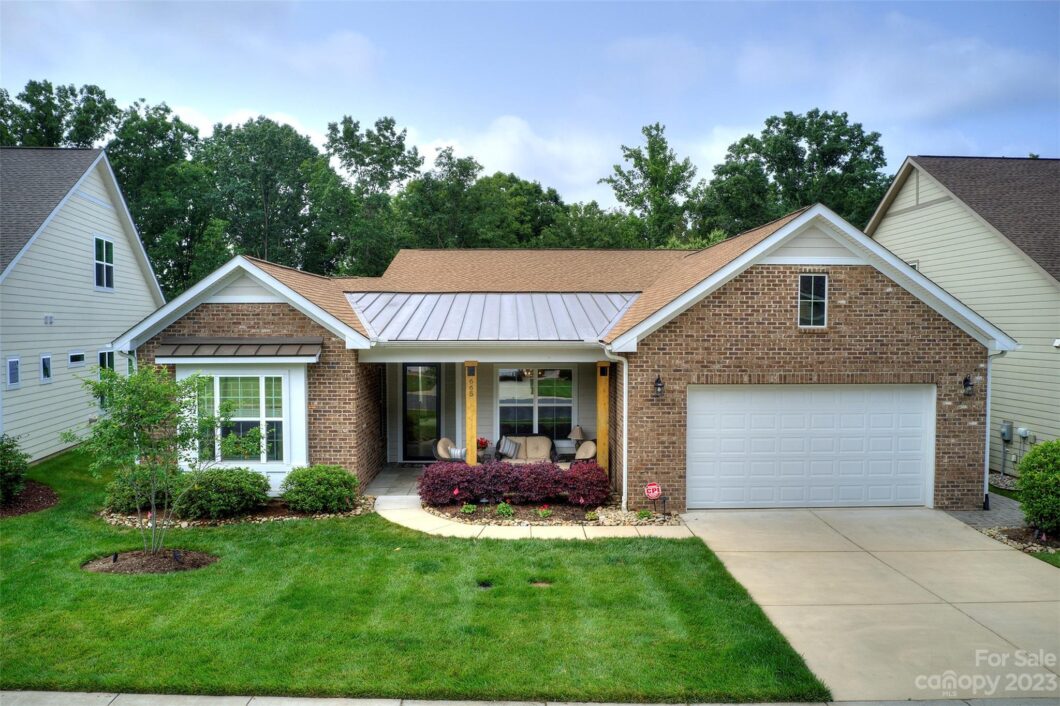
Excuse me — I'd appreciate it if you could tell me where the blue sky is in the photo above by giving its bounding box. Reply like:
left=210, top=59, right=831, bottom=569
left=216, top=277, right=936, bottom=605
left=3, top=1, right=1058, bottom=205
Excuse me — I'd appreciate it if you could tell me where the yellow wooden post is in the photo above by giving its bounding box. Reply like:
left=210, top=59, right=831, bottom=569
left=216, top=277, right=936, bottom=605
left=595, top=362, right=610, bottom=472
left=465, top=361, right=478, bottom=465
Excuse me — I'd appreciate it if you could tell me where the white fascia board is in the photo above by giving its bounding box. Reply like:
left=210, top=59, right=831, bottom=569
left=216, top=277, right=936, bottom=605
left=359, top=341, right=606, bottom=364
left=157, top=355, right=320, bottom=365
left=112, top=256, right=370, bottom=352
left=612, top=204, right=1019, bottom=353
left=99, top=153, right=166, bottom=306
left=0, top=151, right=107, bottom=285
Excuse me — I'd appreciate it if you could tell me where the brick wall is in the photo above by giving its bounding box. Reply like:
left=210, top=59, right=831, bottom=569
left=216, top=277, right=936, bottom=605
left=622, top=265, right=987, bottom=511
left=137, top=303, right=386, bottom=489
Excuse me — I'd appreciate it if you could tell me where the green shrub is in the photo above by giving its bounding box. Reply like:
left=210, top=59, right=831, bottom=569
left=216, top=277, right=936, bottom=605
left=105, top=466, right=189, bottom=515
left=281, top=464, right=359, bottom=514
left=176, top=467, right=269, bottom=519
left=460, top=503, right=477, bottom=515
left=636, top=509, right=653, bottom=520
left=0, top=434, right=29, bottom=505
left=1016, top=440, right=1060, bottom=535
left=495, top=501, right=514, bottom=517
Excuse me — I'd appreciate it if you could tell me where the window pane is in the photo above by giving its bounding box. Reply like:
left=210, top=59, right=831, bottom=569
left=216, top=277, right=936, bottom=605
left=95, top=238, right=104, bottom=261
left=811, top=301, right=826, bottom=327
left=95, top=262, right=105, bottom=287
left=265, top=421, right=283, bottom=461
left=537, top=369, right=572, bottom=404
left=8, top=360, right=19, bottom=385
left=104, top=240, right=114, bottom=263
left=41, top=357, right=51, bottom=379
left=499, top=405, right=534, bottom=437
left=264, top=377, right=283, bottom=417
left=196, top=377, right=215, bottom=417
left=799, top=275, right=814, bottom=298
left=220, top=377, right=260, bottom=418
left=812, top=275, right=826, bottom=300
left=222, top=421, right=261, bottom=461
left=498, top=368, right=533, bottom=404
left=104, top=264, right=114, bottom=289
left=537, top=405, right=572, bottom=440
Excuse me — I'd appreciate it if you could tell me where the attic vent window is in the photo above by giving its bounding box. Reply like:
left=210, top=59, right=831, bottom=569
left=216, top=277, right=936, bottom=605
left=798, top=274, right=827, bottom=328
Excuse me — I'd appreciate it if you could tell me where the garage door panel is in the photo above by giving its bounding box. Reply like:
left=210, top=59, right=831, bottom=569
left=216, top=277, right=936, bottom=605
left=687, top=384, right=934, bottom=509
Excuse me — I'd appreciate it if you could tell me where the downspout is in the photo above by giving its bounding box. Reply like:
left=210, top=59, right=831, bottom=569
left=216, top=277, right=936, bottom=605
left=602, top=345, right=629, bottom=511
left=982, top=350, right=1006, bottom=511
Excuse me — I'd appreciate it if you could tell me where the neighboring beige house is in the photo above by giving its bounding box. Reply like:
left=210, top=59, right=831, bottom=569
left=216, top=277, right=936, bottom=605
left=0, top=147, right=164, bottom=461
left=867, top=156, right=1059, bottom=476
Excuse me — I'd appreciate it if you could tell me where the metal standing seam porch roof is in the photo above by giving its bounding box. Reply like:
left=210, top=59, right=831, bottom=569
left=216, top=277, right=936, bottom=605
left=155, top=337, right=324, bottom=358
left=346, top=292, right=638, bottom=341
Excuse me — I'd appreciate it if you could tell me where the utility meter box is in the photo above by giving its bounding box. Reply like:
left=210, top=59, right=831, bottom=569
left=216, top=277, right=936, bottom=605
left=1000, top=421, right=1013, bottom=443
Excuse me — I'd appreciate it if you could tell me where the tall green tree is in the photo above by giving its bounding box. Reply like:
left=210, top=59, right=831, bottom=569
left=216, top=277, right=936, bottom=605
left=600, top=123, right=697, bottom=247
left=697, top=109, right=889, bottom=230
left=195, top=117, right=320, bottom=267
left=394, top=147, right=483, bottom=249
left=0, top=80, right=120, bottom=147
left=538, top=202, right=643, bottom=248
left=325, top=116, right=423, bottom=195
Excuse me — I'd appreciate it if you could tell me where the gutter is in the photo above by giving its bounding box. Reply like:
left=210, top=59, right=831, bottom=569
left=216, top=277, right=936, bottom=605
left=602, top=345, right=629, bottom=511
left=983, top=350, right=1006, bottom=510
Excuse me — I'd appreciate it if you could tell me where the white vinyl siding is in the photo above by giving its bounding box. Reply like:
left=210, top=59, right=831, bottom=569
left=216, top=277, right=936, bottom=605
left=873, top=167, right=1060, bottom=471
left=0, top=164, right=161, bottom=460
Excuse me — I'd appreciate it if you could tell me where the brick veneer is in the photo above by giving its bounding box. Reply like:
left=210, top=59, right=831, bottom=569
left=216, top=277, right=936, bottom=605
left=621, top=265, right=987, bottom=511
left=137, top=303, right=386, bottom=489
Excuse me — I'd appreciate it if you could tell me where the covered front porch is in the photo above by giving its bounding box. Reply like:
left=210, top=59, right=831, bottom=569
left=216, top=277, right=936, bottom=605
left=376, top=358, right=613, bottom=470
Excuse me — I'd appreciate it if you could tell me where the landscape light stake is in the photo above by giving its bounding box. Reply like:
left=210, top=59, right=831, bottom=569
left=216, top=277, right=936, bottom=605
left=112, top=553, right=118, bottom=563
left=661, top=496, right=668, bottom=514
left=173, top=549, right=183, bottom=564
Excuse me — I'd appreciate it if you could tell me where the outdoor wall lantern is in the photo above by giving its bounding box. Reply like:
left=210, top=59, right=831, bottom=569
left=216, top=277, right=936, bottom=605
left=653, top=375, right=665, bottom=398
left=962, top=375, right=975, bottom=396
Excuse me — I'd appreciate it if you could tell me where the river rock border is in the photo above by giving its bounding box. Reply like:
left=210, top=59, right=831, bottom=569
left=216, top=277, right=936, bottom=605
left=979, top=526, right=1058, bottom=555
left=101, top=496, right=376, bottom=528
left=422, top=504, right=682, bottom=527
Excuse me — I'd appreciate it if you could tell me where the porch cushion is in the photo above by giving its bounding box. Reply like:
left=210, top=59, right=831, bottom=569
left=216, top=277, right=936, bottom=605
left=574, top=440, right=596, bottom=460
left=524, top=436, right=553, bottom=460
left=498, top=437, right=521, bottom=459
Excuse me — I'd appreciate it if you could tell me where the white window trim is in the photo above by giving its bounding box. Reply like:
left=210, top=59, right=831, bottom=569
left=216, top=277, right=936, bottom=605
left=798, top=273, right=828, bottom=329
left=174, top=364, right=307, bottom=477
left=68, top=350, right=86, bottom=368
left=6, top=357, right=21, bottom=389
left=40, top=353, right=53, bottom=384
left=93, top=235, right=115, bottom=292
left=494, top=365, right=578, bottom=441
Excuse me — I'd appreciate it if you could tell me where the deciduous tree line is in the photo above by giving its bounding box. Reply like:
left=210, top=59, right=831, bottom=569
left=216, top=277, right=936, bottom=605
left=2, top=80, right=891, bottom=297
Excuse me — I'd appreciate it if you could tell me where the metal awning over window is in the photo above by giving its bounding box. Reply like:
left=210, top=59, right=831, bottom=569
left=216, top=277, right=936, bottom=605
left=154, top=337, right=323, bottom=363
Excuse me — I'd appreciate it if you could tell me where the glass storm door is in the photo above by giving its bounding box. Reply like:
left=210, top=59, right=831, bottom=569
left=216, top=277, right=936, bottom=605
left=403, top=364, right=440, bottom=461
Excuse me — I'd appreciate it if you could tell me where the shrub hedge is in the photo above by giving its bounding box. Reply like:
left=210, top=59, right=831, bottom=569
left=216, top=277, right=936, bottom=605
left=175, top=467, right=270, bottom=519
left=282, top=464, right=359, bottom=514
left=1016, top=439, right=1060, bottom=535
left=419, top=460, right=609, bottom=507
left=0, top=434, right=29, bottom=506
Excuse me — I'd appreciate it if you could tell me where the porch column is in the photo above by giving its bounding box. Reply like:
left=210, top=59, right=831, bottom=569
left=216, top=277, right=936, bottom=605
left=464, top=361, right=478, bottom=465
left=596, top=362, right=609, bottom=472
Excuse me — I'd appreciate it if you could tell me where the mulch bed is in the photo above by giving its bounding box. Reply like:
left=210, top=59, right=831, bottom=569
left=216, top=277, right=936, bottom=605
left=433, top=501, right=594, bottom=524
left=1000, top=526, right=1060, bottom=550
left=101, top=496, right=375, bottom=528
left=83, top=549, right=218, bottom=574
left=0, top=480, right=59, bottom=518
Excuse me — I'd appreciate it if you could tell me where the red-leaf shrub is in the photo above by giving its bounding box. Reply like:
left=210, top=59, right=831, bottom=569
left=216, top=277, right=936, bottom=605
left=418, top=459, right=610, bottom=507
left=565, top=461, right=610, bottom=506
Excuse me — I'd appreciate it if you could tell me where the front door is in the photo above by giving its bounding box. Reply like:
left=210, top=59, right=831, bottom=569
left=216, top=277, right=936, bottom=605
left=403, top=363, right=441, bottom=461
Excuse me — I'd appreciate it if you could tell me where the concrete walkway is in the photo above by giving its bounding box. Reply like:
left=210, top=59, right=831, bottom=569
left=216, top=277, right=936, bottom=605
left=374, top=495, right=693, bottom=539
left=683, top=507, right=1060, bottom=701
left=6, top=694, right=1060, bottom=706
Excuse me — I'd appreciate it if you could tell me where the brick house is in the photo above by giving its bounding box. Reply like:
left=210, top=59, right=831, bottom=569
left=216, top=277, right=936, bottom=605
left=115, top=205, right=1016, bottom=510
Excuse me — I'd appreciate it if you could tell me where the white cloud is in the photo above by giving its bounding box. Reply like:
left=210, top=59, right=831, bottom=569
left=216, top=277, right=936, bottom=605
left=684, top=124, right=757, bottom=179
left=416, top=116, right=617, bottom=204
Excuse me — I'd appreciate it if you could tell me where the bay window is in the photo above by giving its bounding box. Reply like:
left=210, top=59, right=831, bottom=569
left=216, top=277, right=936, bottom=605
left=497, top=367, right=573, bottom=439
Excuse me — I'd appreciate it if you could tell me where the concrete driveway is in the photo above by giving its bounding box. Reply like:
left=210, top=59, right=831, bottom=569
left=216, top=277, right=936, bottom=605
left=683, top=507, right=1060, bottom=701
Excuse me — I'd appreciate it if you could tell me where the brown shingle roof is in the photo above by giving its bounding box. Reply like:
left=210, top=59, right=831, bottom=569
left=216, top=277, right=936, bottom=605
left=0, top=147, right=103, bottom=272
left=603, top=208, right=810, bottom=342
left=912, top=156, right=1060, bottom=281
left=245, top=207, right=812, bottom=343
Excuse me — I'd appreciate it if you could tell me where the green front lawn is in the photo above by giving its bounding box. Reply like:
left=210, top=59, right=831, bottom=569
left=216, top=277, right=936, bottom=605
left=0, top=452, right=828, bottom=702
left=1033, top=552, right=1060, bottom=568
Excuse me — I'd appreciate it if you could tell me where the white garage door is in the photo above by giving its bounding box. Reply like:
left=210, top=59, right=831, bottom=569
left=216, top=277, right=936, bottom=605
left=686, top=385, right=935, bottom=509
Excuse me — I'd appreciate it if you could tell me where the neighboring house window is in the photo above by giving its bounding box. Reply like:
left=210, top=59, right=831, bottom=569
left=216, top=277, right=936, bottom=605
left=98, top=350, right=115, bottom=406
left=6, top=358, right=20, bottom=389
left=497, top=368, right=573, bottom=439
left=798, top=274, right=828, bottom=328
left=94, top=237, right=114, bottom=289
left=68, top=351, right=86, bottom=368
left=40, top=354, right=52, bottom=383
left=197, top=375, right=284, bottom=463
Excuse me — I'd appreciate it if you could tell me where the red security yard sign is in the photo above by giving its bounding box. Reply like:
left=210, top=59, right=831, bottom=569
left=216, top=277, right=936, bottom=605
left=645, top=482, right=662, bottom=500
